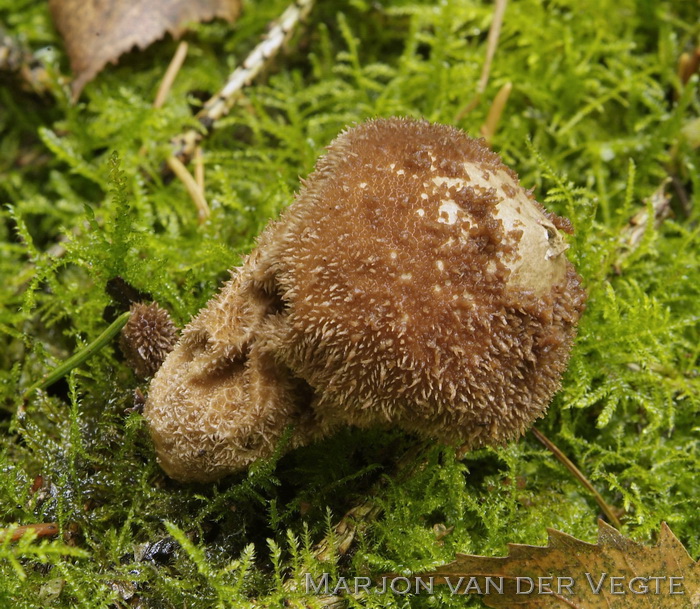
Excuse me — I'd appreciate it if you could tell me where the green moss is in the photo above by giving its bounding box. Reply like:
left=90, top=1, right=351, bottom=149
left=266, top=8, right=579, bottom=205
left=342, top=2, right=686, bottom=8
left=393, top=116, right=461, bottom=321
left=1, top=0, right=699, bottom=606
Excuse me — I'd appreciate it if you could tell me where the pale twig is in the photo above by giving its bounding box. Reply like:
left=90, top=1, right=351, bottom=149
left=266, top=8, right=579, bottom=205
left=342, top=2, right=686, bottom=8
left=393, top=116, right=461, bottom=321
left=138, top=41, right=190, bottom=157
left=171, top=0, right=316, bottom=166
left=154, top=41, right=189, bottom=109
left=194, top=147, right=205, bottom=191
left=531, top=427, right=622, bottom=529
left=480, top=81, right=512, bottom=144
left=455, top=0, right=508, bottom=121
left=166, top=155, right=210, bottom=222
left=477, top=0, right=508, bottom=95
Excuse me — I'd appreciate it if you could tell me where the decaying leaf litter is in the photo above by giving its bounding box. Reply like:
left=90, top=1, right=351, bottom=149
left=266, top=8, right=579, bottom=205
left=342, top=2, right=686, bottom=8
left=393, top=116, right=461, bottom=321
left=48, top=0, right=242, bottom=99
left=421, top=521, right=700, bottom=608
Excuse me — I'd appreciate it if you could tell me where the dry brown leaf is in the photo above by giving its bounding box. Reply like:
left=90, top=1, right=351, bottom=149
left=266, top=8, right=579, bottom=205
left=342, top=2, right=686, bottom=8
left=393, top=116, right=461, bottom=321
left=49, top=0, right=242, bottom=99
left=421, top=520, right=700, bottom=608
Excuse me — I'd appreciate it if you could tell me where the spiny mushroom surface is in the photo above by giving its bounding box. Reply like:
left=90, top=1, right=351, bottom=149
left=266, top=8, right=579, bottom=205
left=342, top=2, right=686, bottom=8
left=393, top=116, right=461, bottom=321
left=120, top=302, right=179, bottom=378
left=145, top=117, right=586, bottom=482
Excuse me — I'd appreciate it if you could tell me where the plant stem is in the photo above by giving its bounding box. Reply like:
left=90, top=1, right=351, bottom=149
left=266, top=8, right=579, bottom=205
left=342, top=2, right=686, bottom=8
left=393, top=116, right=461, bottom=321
left=23, top=311, right=131, bottom=399
left=531, top=426, right=622, bottom=529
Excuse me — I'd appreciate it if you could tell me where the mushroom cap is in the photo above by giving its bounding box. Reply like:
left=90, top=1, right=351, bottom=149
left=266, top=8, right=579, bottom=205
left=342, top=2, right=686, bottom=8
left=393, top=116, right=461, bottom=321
left=252, top=117, right=586, bottom=444
left=145, top=118, right=586, bottom=482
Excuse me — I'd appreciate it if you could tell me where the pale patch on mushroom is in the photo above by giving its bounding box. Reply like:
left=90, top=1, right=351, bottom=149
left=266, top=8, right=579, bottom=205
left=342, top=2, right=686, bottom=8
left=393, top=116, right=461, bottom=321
left=145, top=117, right=586, bottom=482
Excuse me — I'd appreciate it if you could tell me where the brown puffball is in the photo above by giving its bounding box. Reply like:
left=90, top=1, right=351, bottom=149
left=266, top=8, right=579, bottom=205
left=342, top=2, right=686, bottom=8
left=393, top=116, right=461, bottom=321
left=120, top=302, right=179, bottom=378
left=145, top=118, right=586, bottom=482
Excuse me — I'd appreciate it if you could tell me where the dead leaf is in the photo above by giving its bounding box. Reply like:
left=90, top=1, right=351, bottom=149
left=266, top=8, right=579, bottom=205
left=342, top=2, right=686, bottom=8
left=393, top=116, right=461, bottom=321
left=420, top=520, right=700, bottom=608
left=49, top=0, right=242, bottom=99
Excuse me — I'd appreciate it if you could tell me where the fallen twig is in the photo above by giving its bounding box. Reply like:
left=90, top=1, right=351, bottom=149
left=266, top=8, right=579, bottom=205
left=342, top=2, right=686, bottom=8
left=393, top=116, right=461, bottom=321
left=531, top=427, right=622, bottom=529
left=170, top=0, right=316, bottom=166
left=194, top=147, right=205, bottom=192
left=0, top=522, right=59, bottom=543
left=455, top=0, right=508, bottom=121
left=154, top=41, right=189, bottom=109
left=166, top=155, right=210, bottom=222
left=480, top=81, right=512, bottom=145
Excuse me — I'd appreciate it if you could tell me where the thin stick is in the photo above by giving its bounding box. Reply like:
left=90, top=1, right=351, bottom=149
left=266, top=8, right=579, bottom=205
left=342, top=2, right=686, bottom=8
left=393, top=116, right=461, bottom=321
left=166, top=155, right=210, bottom=223
left=170, top=0, right=316, bottom=165
left=531, top=427, right=622, bottom=529
left=455, top=0, right=508, bottom=121
left=194, top=146, right=205, bottom=192
left=477, top=0, right=508, bottom=95
left=23, top=312, right=131, bottom=399
left=0, top=523, right=59, bottom=543
left=154, top=41, right=189, bottom=109
left=480, top=81, right=512, bottom=144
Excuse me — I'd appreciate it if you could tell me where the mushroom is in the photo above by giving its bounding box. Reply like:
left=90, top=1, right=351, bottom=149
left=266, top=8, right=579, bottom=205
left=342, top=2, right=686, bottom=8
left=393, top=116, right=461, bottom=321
left=145, top=117, right=587, bottom=482
left=120, top=302, right=179, bottom=378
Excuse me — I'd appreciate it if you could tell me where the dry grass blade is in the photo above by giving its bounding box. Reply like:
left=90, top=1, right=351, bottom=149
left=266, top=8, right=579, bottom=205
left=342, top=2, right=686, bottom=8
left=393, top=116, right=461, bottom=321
left=194, top=147, right=205, bottom=191
left=166, top=155, right=210, bottom=222
left=477, top=0, right=508, bottom=95
left=154, top=41, right=189, bottom=109
left=455, top=0, right=507, bottom=120
left=531, top=427, right=622, bottom=530
left=480, top=81, right=512, bottom=145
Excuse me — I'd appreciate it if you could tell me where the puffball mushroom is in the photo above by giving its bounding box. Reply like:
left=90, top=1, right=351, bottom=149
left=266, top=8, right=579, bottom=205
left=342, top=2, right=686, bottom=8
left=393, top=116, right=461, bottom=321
left=120, top=302, right=179, bottom=378
left=145, top=117, right=586, bottom=482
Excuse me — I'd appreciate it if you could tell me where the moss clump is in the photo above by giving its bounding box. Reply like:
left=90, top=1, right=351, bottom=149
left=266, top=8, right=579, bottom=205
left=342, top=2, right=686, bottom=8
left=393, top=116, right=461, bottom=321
left=1, top=0, right=699, bottom=607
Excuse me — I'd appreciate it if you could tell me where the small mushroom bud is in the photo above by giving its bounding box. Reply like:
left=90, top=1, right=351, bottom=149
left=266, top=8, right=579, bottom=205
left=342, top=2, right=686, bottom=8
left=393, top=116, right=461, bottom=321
left=120, top=302, right=179, bottom=378
left=145, top=118, right=586, bottom=482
